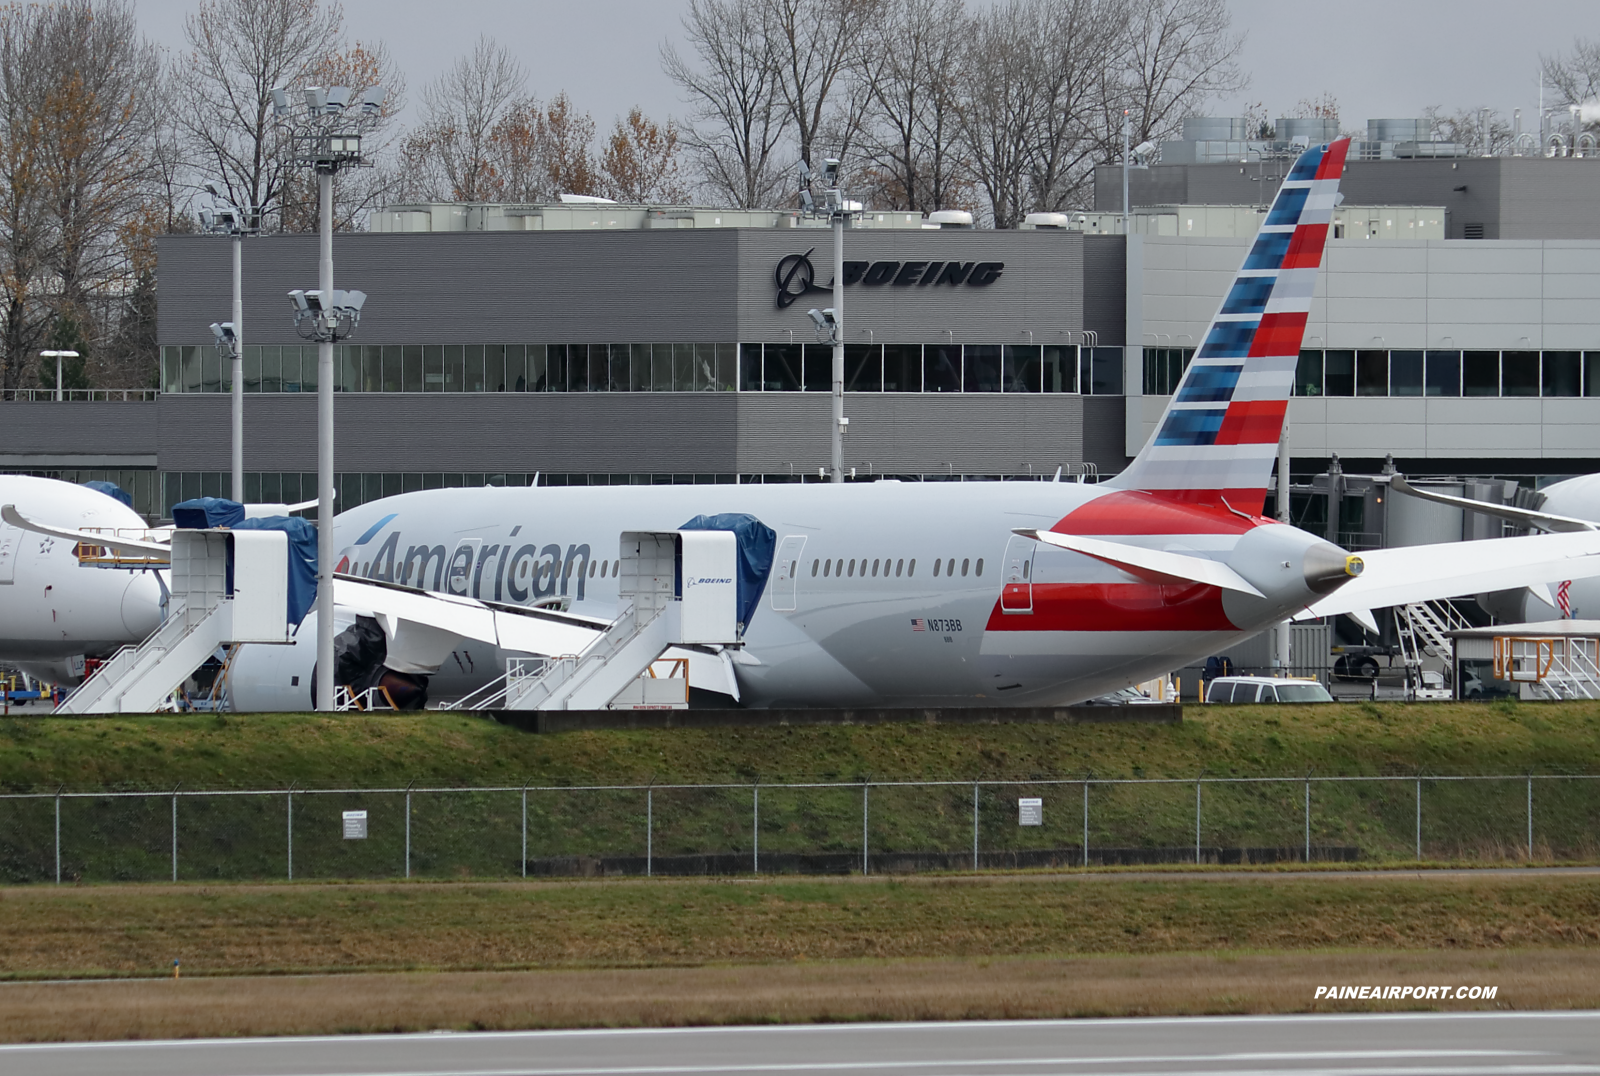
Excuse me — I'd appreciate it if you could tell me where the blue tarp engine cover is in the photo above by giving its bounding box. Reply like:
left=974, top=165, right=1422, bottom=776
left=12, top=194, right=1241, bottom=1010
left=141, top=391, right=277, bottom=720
left=173, top=497, right=245, bottom=529
left=83, top=480, right=132, bottom=508
left=233, top=516, right=319, bottom=626
left=679, top=513, right=776, bottom=633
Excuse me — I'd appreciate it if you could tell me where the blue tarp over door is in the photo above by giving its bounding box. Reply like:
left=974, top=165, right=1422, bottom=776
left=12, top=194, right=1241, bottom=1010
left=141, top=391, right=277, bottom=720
left=679, top=513, right=776, bottom=635
left=83, top=481, right=132, bottom=508
left=233, top=516, right=319, bottom=626
left=172, top=497, right=245, bottom=529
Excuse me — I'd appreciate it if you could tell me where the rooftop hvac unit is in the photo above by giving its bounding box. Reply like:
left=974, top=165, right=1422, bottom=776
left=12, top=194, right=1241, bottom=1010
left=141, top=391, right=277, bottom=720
left=1023, top=212, right=1071, bottom=229
left=1181, top=116, right=1253, bottom=141
left=1277, top=117, right=1339, bottom=142
left=926, top=209, right=974, bottom=229
left=1368, top=118, right=1429, bottom=143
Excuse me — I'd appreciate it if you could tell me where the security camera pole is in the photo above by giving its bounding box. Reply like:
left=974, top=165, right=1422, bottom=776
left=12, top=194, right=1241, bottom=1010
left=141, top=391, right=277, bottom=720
left=201, top=185, right=258, bottom=500
left=276, top=83, right=384, bottom=711
left=801, top=158, right=850, bottom=484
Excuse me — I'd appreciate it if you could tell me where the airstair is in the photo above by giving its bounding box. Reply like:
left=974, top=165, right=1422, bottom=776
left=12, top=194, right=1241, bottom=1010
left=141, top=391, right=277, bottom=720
left=1394, top=600, right=1474, bottom=697
left=492, top=530, right=743, bottom=711
left=1494, top=634, right=1600, bottom=700
left=56, top=529, right=293, bottom=714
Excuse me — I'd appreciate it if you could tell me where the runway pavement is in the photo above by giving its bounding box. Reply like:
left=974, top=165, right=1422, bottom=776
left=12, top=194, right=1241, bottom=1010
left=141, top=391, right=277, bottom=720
left=2, top=1012, right=1597, bottom=1076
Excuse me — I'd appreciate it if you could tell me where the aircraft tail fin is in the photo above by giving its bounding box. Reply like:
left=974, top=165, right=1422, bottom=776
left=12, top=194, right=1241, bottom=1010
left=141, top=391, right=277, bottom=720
left=1107, top=137, right=1351, bottom=515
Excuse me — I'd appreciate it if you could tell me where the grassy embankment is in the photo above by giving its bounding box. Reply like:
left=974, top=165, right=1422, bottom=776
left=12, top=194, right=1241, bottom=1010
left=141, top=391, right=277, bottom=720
left=1, top=701, right=1597, bottom=882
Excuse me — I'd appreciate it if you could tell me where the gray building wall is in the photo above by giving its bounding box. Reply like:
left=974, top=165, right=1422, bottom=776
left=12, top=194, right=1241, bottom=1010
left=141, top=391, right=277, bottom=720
left=0, top=403, right=158, bottom=467
left=1095, top=157, right=1600, bottom=241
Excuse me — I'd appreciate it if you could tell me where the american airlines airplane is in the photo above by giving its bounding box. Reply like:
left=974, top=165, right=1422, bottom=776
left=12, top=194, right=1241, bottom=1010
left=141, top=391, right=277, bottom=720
left=218, top=136, right=1600, bottom=710
left=16, top=137, right=1600, bottom=710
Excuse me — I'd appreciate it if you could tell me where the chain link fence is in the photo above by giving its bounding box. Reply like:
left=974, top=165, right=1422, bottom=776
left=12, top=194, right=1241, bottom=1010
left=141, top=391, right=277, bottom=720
left=2, top=774, right=1597, bottom=884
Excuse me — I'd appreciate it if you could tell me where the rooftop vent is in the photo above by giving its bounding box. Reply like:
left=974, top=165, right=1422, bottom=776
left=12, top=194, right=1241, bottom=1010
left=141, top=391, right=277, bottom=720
left=926, top=209, right=974, bottom=229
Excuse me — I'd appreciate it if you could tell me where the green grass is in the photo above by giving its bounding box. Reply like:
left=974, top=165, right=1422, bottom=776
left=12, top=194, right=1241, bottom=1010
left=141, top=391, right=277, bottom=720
left=3, top=701, right=1598, bottom=793
left=2, top=703, right=1597, bottom=883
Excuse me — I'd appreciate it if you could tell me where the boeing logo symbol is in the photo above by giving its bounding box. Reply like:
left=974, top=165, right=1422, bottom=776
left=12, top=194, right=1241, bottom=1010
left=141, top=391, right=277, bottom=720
left=687, top=575, right=734, bottom=588
left=774, top=249, right=830, bottom=309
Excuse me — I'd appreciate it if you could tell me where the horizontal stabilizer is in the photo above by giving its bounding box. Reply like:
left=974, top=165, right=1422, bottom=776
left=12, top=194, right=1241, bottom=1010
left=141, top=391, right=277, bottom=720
left=1300, top=531, right=1600, bottom=619
left=1391, top=476, right=1597, bottom=533
left=1014, top=528, right=1264, bottom=597
left=1, top=504, right=171, bottom=557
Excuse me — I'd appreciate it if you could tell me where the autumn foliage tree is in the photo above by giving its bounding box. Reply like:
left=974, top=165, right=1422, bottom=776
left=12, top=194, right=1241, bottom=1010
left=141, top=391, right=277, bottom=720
left=600, top=109, right=689, bottom=203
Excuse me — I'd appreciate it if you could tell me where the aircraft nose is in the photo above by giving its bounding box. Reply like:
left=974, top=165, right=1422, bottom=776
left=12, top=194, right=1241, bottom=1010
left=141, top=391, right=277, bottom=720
left=121, top=572, right=162, bottom=636
left=1303, top=542, right=1363, bottom=595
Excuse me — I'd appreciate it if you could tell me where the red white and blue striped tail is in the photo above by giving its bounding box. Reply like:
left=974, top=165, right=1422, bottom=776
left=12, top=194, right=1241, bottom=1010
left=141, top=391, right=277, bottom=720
left=1108, top=137, right=1351, bottom=516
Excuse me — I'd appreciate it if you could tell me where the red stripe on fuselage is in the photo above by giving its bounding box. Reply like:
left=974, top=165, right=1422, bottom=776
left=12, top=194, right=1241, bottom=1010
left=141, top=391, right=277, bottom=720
left=984, top=582, right=1237, bottom=633
left=1055, top=489, right=1264, bottom=535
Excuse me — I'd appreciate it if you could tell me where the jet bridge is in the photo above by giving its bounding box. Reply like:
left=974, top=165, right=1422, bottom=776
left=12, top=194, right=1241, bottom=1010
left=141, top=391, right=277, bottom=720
left=56, top=527, right=296, bottom=714
left=499, top=529, right=745, bottom=711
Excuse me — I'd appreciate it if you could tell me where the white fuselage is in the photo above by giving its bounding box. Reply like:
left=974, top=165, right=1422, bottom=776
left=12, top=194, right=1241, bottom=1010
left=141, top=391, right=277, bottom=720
left=231, top=480, right=1339, bottom=710
left=0, top=476, right=164, bottom=683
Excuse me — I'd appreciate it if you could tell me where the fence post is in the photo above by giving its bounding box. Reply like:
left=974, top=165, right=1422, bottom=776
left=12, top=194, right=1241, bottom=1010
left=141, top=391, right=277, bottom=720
left=1082, top=779, right=1089, bottom=868
left=1304, top=778, right=1311, bottom=863
left=287, top=789, right=294, bottom=881
left=646, top=787, right=652, bottom=878
left=1527, top=775, right=1533, bottom=860
left=1415, top=777, right=1422, bottom=860
left=171, top=787, right=179, bottom=883
left=521, top=785, right=527, bottom=879
left=862, top=782, right=869, bottom=876
left=404, top=788, right=412, bottom=879
left=972, top=782, right=979, bottom=871
left=752, top=781, right=759, bottom=875
left=1194, top=776, right=1202, bottom=865
left=54, top=789, right=61, bottom=885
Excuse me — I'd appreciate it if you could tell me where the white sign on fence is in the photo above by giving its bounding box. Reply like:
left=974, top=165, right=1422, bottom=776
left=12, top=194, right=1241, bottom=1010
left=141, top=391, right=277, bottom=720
left=342, top=810, right=368, bottom=840
left=1018, top=797, right=1042, bottom=826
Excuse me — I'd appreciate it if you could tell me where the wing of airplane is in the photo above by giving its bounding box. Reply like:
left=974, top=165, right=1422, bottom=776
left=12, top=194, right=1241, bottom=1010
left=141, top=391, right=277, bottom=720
left=333, top=574, right=607, bottom=657
left=1, top=503, right=171, bottom=557
left=1298, top=530, right=1600, bottom=621
left=1015, top=527, right=1265, bottom=596
left=1390, top=476, right=1598, bottom=533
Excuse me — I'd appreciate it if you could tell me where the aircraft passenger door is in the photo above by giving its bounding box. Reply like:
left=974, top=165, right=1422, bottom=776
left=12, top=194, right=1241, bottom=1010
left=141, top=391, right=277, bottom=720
left=770, top=535, right=806, bottom=612
left=1000, top=534, right=1034, bottom=614
left=0, top=524, right=16, bottom=584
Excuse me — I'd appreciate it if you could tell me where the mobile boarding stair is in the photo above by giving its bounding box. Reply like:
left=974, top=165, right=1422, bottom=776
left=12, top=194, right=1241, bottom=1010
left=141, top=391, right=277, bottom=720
left=486, top=530, right=744, bottom=711
left=1493, top=633, right=1600, bottom=700
left=56, top=527, right=294, bottom=714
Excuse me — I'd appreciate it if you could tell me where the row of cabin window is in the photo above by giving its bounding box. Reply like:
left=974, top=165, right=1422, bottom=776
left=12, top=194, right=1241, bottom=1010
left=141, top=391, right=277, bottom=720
left=810, top=556, right=985, bottom=579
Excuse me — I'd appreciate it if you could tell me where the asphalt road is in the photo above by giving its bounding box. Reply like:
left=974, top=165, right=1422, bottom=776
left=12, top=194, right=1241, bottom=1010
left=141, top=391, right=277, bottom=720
left=3, top=1013, right=1598, bottom=1076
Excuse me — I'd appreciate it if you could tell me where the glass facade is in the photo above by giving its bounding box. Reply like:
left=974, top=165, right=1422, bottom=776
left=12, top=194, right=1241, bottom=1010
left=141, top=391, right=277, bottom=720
left=1289, top=350, right=1600, bottom=398
left=161, top=343, right=1120, bottom=395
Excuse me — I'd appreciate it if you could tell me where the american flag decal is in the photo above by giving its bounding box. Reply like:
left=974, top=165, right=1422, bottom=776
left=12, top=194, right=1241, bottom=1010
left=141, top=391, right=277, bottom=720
left=911, top=618, right=926, bottom=631
left=1558, top=580, right=1572, bottom=618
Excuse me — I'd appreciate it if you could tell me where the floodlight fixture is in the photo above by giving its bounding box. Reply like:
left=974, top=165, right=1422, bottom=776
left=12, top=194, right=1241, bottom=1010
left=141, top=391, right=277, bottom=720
left=199, top=208, right=214, bottom=230
left=289, top=287, right=367, bottom=341
left=822, top=157, right=841, bottom=188
left=360, top=86, right=387, bottom=115
left=797, top=159, right=811, bottom=184
left=271, top=88, right=291, bottom=116
left=325, top=86, right=351, bottom=112
left=343, top=289, right=367, bottom=314
left=798, top=188, right=815, bottom=214
left=806, top=306, right=837, bottom=343
left=303, top=86, right=327, bottom=114
left=204, top=180, right=222, bottom=198
left=288, top=289, right=310, bottom=314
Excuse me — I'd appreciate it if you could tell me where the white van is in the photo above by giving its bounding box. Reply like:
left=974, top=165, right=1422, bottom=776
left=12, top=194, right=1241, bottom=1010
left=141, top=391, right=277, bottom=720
left=1205, top=676, right=1334, bottom=704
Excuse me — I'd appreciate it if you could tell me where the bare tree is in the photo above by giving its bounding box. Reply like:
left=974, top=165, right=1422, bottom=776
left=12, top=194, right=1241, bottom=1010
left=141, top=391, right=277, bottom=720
left=1026, top=0, right=1127, bottom=213
left=399, top=36, right=530, bottom=203
left=1105, top=0, right=1245, bottom=153
left=663, top=0, right=791, bottom=207
left=766, top=0, right=883, bottom=170
left=601, top=108, right=690, bottom=203
left=956, top=1, right=1047, bottom=227
left=853, top=0, right=971, bottom=212
left=181, top=0, right=343, bottom=231
left=1543, top=38, right=1600, bottom=107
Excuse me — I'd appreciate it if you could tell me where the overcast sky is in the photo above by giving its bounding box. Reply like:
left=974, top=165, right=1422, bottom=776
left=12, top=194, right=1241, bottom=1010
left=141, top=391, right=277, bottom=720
left=138, top=0, right=1596, bottom=136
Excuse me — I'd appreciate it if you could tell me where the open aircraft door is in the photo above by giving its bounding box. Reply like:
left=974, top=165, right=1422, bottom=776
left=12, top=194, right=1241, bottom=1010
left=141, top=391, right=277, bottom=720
left=1000, top=533, right=1034, bottom=613
left=770, top=535, right=806, bottom=611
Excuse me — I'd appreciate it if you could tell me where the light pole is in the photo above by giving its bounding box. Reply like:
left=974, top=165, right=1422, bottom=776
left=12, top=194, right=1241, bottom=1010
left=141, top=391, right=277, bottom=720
left=801, top=158, right=851, bottom=483
left=201, top=185, right=258, bottom=501
left=40, top=350, right=79, bottom=401
left=275, top=83, right=384, bottom=711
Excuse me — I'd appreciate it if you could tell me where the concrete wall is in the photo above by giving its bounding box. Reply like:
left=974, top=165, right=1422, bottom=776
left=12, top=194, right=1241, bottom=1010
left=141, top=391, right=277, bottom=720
left=0, top=403, right=158, bottom=467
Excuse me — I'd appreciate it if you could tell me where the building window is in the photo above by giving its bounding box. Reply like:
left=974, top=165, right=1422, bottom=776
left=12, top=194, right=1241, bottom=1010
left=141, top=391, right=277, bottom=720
left=923, top=345, right=961, bottom=392
left=1502, top=351, right=1539, bottom=396
left=963, top=345, right=1002, bottom=392
left=1087, top=347, right=1123, bottom=395
left=883, top=345, right=921, bottom=391
left=1462, top=351, right=1499, bottom=396
left=1543, top=351, right=1581, bottom=397
left=1294, top=350, right=1322, bottom=396
left=1424, top=351, right=1460, bottom=396
left=1389, top=350, right=1423, bottom=396
left=845, top=345, right=883, bottom=391
left=1324, top=350, right=1355, bottom=396
left=1146, top=347, right=1194, bottom=395
left=1356, top=350, right=1388, bottom=396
